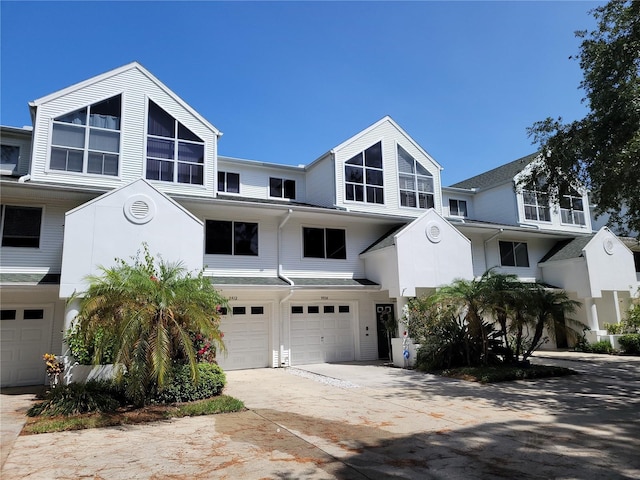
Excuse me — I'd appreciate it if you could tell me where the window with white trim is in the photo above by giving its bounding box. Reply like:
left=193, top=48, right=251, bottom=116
left=303, top=227, right=346, bottom=259
left=146, top=100, right=204, bottom=185
left=269, top=177, right=295, bottom=199
left=499, top=241, right=529, bottom=268
left=50, top=95, right=121, bottom=176
left=522, top=179, right=550, bottom=222
left=218, top=171, right=240, bottom=193
left=449, top=199, right=467, bottom=217
left=398, top=145, right=434, bottom=209
left=0, top=205, right=42, bottom=248
left=345, top=141, right=384, bottom=204
left=559, top=191, right=585, bottom=225
left=205, top=220, right=258, bottom=256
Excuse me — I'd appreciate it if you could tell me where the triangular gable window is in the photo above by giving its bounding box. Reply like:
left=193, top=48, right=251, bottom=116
left=50, top=95, right=121, bottom=176
left=398, top=145, right=434, bottom=209
left=344, top=141, right=384, bottom=204
left=146, top=100, right=204, bottom=185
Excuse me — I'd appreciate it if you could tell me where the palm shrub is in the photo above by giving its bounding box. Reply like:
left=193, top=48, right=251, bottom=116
left=72, top=244, right=228, bottom=406
left=27, top=381, right=122, bottom=417
left=517, top=285, right=581, bottom=362
left=404, top=270, right=582, bottom=369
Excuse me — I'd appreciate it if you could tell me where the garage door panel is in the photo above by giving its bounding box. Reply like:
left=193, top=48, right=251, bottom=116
left=1, top=307, right=53, bottom=387
left=289, top=304, right=355, bottom=365
left=216, top=307, right=270, bottom=371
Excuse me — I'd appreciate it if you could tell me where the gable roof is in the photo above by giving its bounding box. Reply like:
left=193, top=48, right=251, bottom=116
left=538, top=235, right=595, bottom=263
left=307, top=116, right=443, bottom=171
left=29, top=61, right=221, bottom=136
left=360, top=224, right=407, bottom=254
left=450, top=153, right=539, bottom=190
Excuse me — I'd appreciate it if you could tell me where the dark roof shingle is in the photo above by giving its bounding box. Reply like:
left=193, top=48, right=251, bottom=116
left=450, top=153, right=538, bottom=190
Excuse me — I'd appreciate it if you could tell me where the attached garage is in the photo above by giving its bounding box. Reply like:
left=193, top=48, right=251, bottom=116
left=1, top=305, right=53, bottom=387
left=290, top=303, right=355, bottom=365
left=215, top=305, right=271, bottom=371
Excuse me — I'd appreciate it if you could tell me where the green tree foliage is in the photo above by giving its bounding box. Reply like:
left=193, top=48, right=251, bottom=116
left=404, top=271, right=582, bottom=370
left=71, top=245, right=228, bottom=405
left=527, top=0, right=640, bottom=235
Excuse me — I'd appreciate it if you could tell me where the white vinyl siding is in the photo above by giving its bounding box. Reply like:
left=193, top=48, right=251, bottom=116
left=473, top=183, right=520, bottom=225
left=483, top=235, right=558, bottom=281
left=0, top=199, right=71, bottom=274
left=0, top=129, right=32, bottom=176
left=280, top=216, right=391, bottom=279
left=217, top=159, right=306, bottom=202
left=184, top=204, right=279, bottom=278
left=305, top=153, right=335, bottom=207
left=30, top=67, right=217, bottom=197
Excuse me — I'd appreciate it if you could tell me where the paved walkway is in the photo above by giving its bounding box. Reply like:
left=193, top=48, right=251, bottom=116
left=1, top=352, right=639, bottom=479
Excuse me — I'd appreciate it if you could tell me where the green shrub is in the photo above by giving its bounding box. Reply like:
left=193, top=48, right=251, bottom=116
left=604, top=322, right=625, bottom=335
left=153, top=363, right=226, bottom=404
left=618, top=334, right=640, bottom=355
left=65, top=323, right=116, bottom=365
left=581, top=339, right=614, bottom=354
left=27, top=381, right=122, bottom=417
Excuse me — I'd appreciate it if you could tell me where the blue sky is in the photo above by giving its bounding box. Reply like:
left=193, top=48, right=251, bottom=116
left=1, top=1, right=602, bottom=185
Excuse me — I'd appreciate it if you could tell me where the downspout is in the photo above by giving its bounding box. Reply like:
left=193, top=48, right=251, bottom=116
left=278, top=210, right=295, bottom=367
left=484, top=228, right=504, bottom=272
left=18, top=174, right=31, bottom=183
left=278, top=209, right=294, bottom=287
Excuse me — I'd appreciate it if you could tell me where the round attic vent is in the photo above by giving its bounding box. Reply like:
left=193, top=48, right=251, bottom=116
left=603, top=236, right=615, bottom=255
left=124, top=194, right=156, bottom=225
left=425, top=221, right=442, bottom=243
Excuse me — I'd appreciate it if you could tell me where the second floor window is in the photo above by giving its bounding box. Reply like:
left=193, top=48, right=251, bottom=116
left=449, top=199, right=468, bottom=217
left=559, top=192, right=586, bottom=225
left=50, top=95, right=121, bottom=176
left=1, top=205, right=42, bottom=248
left=345, top=141, right=384, bottom=204
left=205, top=220, right=258, bottom=256
left=218, top=171, right=240, bottom=193
left=303, top=227, right=346, bottom=259
left=270, top=178, right=296, bottom=199
left=1, top=145, right=19, bottom=172
left=522, top=179, right=550, bottom=222
left=146, top=100, right=204, bottom=185
left=499, top=241, right=529, bottom=268
left=398, top=145, right=434, bottom=209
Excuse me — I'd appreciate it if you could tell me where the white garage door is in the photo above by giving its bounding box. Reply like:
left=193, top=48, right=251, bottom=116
left=216, top=305, right=270, bottom=371
left=290, top=304, right=354, bottom=365
left=1, top=306, right=53, bottom=387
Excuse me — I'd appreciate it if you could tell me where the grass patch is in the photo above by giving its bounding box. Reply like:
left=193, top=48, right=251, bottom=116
left=439, top=364, right=578, bottom=383
left=22, top=395, right=245, bottom=435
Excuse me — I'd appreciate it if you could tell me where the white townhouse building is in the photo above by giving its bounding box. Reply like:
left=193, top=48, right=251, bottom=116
left=1, top=62, right=638, bottom=387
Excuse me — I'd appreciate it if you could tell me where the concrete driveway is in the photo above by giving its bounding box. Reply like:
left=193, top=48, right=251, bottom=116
left=2, top=352, right=639, bottom=479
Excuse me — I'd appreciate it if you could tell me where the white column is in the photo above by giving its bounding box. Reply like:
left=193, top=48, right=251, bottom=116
left=613, top=290, right=622, bottom=324
left=62, top=298, right=81, bottom=356
left=585, top=297, right=600, bottom=331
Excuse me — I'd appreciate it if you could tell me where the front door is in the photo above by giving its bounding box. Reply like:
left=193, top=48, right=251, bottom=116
left=376, top=304, right=396, bottom=360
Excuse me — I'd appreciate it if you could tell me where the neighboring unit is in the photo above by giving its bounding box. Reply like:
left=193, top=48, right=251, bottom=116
left=1, top=63, right=638, bottom=386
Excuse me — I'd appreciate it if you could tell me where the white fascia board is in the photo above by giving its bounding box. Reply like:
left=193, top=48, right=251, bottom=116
left=442, top=186, right=477, bottom=195
left=29, top=61, right=222, bottom=137
left=218, top=155, right=305, bottom=172
left=331, top=116, right=444, bottom=171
